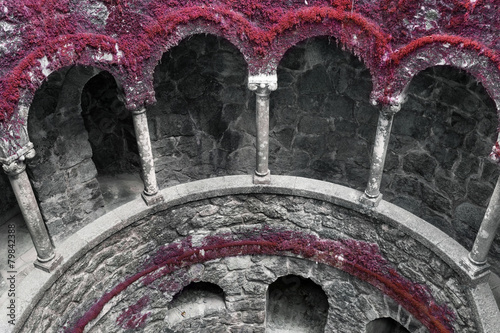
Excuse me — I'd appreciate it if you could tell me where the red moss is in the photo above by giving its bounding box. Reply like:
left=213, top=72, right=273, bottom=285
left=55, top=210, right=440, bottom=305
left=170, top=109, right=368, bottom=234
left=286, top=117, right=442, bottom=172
left=489, top=141, right=500, bottom=163
left=116, top=295, right=150, bottom=329
left=390, top=34, right=500, bottom=67
left=1, top=0, right=500, bottom=138
left=65, top=227, right=455, bottom=333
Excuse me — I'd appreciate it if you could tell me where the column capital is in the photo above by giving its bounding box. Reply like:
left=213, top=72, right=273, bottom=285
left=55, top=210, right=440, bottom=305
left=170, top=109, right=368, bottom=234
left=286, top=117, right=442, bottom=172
left=381, top=102, right=401, bottom=116
left=2, top=158, right=26, bottom=176
left=0, top=141, right=35, bottom=166
left=1, top=146, right=36, bottom=176
left=131, top=107, right=147, bottom=116
left=248, top=74, right=278, bottom=94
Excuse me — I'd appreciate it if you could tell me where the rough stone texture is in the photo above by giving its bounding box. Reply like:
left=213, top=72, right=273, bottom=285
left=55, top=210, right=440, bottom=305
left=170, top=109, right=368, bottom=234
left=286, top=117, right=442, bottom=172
left=81, top=71, right=140, bottom=175
left=381, top=66, right=500, bottom=274
left=147, top=34, right=254, bottom=187
left=147, top=34, right=499, bottom=274
left=148, top=35, right=376, bottom=186
left=20, top=194, right=479, bottom=332
left=26, top=66, right=107, bottom=241
left=270, top=37, right=377, bottom=185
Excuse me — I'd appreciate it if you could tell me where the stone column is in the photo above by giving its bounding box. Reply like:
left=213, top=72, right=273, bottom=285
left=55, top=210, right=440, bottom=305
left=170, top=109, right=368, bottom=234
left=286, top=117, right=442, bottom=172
left=132, top=107, right=163, bottom=205
left=469, top=176, right=500, bottom=266
left=2, top=148, right=61, bottom=272
left=360, top=102, right=401, bottom=207
left=248, top=74, right=277, bottom=185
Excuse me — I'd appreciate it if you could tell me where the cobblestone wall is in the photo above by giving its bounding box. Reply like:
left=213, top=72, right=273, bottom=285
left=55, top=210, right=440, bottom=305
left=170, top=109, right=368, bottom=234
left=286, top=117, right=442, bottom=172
left=21, top=194, right=477, bottom=332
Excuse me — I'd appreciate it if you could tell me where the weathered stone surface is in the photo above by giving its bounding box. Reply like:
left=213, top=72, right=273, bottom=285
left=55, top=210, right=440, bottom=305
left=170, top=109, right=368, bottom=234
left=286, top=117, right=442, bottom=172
left=20, top=194, right=475, bottom=333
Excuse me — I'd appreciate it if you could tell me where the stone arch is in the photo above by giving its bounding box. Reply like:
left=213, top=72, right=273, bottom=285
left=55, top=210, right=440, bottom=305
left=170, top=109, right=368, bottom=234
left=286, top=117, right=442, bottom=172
left=269, top=10, right=389, bottom=79
left=366, top=317, right=411, bottom=333
left=164, top=281, right=226, bottom=330
left=147, top=33, right=252, bottom=187
left=383, top=64, right=500, bottom=274
left=266, top=274, right=328, bottom=332
left=0, top=34, right=129, bottom=128
left=27, top=65, right=128, bottom=241
left=271, top=35, right=377, bottom=188
left=381, top=40, right=500, bottom=115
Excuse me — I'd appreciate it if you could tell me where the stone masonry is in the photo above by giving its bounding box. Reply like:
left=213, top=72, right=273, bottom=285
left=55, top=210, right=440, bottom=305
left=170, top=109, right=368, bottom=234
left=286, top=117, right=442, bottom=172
left=21, top=194, right=476, bottom=332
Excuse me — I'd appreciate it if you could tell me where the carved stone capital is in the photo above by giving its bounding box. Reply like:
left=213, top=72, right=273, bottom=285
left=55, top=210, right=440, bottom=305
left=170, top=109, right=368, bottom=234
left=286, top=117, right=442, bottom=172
left=2, top=158, right=27, bottom=176
left=0, top=141, right=35, bottom=165
left=248, top=74, right=278, bottom=95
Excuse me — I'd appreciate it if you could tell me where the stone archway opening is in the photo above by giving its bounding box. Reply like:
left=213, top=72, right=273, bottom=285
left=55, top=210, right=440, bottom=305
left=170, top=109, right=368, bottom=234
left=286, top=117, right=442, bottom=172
left=148, top=33, right=251, bottom=187
left=272, top=36, right=377, bottom=187
left=27, top=66, right=108, bottom=241
left=366, top=317, right=410, bottom=333
left=266, top=274, right=328, bottom=332
left=164, top=281, right=226, bottom=330
left=80, top=71, right=142, bottom=208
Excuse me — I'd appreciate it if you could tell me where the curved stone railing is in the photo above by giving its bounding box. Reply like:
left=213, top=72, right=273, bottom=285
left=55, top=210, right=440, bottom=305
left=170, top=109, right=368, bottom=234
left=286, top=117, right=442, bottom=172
left=13, top=175, right=500, bottom=333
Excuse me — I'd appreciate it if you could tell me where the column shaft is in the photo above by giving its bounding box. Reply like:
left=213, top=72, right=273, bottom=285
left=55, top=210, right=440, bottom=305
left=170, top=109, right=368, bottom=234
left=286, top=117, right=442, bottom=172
left=365, top=109, right=395, bottom=197
left=4, top=160, right=55, bottom=262
left=132, top=108, right=162, bottom=205
left=255, top=88, right=271, bottom=178
left=360, top=104, right=399, bottom=207
left=248, top=76, right=277, bottom=185
left=469, top=175, right=500, bottom=265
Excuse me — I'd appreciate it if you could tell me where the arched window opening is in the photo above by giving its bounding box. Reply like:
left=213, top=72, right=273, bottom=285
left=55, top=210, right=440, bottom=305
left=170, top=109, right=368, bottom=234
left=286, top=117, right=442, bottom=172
left=366, top=317, right=410, bottom=333
left=386, top=65, right=500, bottom=276
left=266, top=274, right=328, bottom=332
left=165, top=281, right=226, bottom=329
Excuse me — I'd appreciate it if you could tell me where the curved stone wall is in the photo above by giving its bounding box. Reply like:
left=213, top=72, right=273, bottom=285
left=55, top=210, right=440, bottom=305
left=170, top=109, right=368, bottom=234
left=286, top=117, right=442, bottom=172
left=146, top=34, right=500, bottom=274
left=15, top=176, right=499, bottom=333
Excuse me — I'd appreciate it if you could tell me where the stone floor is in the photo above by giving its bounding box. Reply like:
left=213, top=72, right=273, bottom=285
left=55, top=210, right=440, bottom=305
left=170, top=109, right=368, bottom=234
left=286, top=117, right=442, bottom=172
left=0, top=172, right=499, bottom=331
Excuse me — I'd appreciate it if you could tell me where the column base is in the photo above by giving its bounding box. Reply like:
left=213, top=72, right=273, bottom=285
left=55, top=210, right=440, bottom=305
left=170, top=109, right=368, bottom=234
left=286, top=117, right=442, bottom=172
left=34, top=253, right=63, bottom=273
left=253, top=171, right=271, bottom=185
left=141, top=192, right=164, bottom=206
left=460, top=256, right=491, bottom=282
left=359, top=192, right=383, bottom=207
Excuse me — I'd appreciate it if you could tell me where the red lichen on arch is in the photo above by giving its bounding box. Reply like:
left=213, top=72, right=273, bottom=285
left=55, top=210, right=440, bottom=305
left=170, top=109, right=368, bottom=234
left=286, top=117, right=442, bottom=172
left=1, top=0, right=500, bottom=132
left=65, top=228, right=455, bottom=333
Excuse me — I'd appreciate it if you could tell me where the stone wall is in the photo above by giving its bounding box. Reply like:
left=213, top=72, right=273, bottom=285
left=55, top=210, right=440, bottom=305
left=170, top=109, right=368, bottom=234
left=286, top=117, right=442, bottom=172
left=147, top=34, right=254, bottom=187
left=81, top=71, right=140, bottom=175
left=383, top=66, right=499, bottom=271
left=27, top=66, right=106, bottom=241
left=20, top=194, right=478, bottom=332
left=147, top=34, right=499, bottom=272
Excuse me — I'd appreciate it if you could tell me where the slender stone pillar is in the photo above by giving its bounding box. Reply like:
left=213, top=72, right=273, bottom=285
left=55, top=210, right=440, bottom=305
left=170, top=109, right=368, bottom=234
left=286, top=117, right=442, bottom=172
left=469, top=176, right=500, bottom=265
left=360, top=102, right=401, bottom=207
left=2, top=148, right=61, bottom=272
left=131, top=107, right=163, bottom=205
left=248, top=74, right=277, bottom=185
